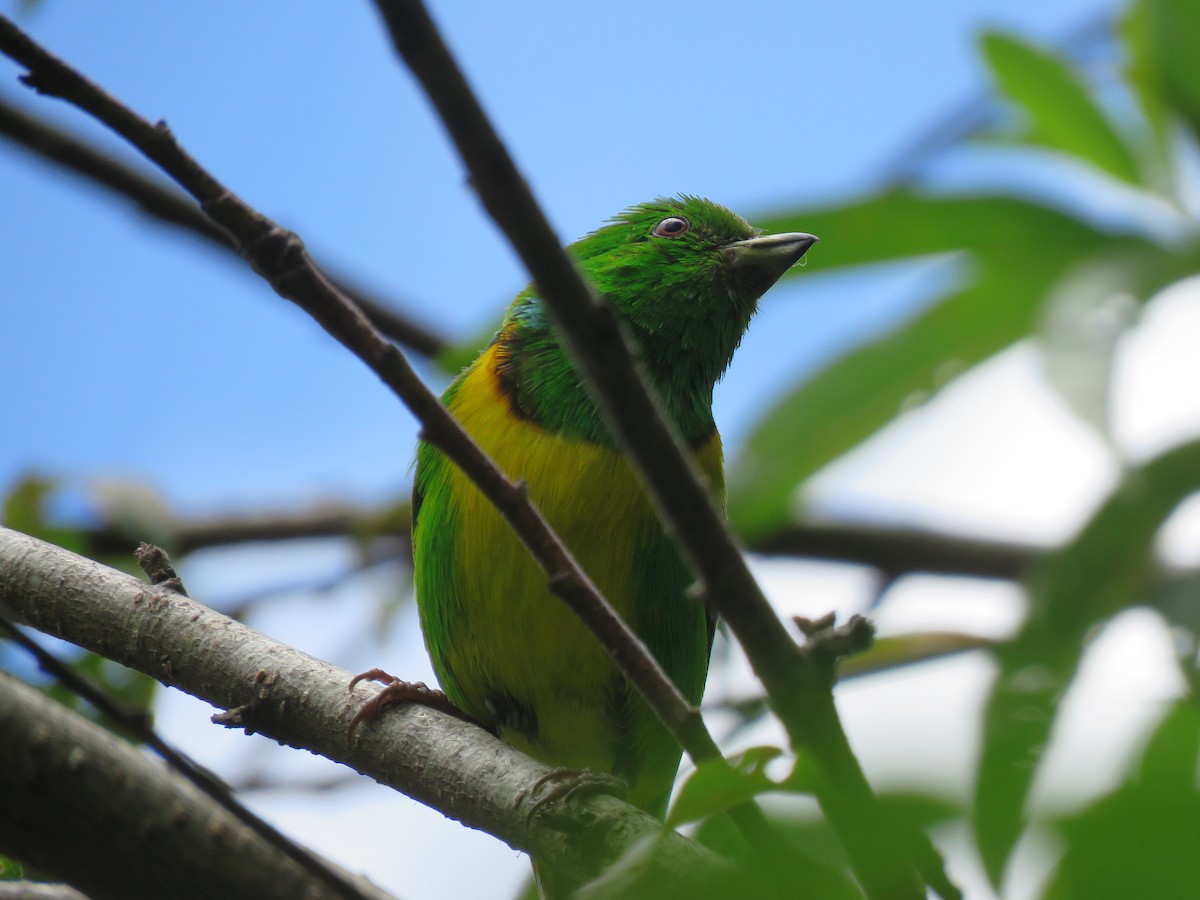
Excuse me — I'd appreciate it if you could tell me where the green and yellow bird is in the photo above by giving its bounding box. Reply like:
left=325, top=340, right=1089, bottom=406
left=412, top=195, right=815, bottom=892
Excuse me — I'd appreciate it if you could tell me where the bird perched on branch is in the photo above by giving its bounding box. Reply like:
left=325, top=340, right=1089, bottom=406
left=365, top=196, right=815, bottom=896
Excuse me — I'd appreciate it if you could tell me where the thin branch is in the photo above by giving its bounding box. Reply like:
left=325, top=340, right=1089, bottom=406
left=231, top=770, right=364, bottom=795
left=754, top=521, right=1042, bottom=582
left=217, top=558, right=403, bottom=622
left=371, top=3, right=947, bottom=897
left=0, top=92, right=449, bottom=358
left=170, top=503, right=406, bottom=556
left=80, top=496, right=1043, bottom=583
left=0, top=14, right=777, bottom=856
left=0, top=526, right=734, bottom=891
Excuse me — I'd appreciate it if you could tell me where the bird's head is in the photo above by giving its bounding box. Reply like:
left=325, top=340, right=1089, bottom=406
left=569, top=195, right=817, bottom=388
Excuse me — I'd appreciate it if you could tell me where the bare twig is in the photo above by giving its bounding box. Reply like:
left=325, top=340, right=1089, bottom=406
left=371, top=2, right=947, bottom=896
left=88, top=501, right=406, bottom=558
left=135, top=541, right=188, bottom=594
left=0, top=93, right=449, bottom=358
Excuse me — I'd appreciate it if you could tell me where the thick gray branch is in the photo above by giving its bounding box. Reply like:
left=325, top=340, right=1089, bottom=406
left=0, top=527, right=728, bottom=890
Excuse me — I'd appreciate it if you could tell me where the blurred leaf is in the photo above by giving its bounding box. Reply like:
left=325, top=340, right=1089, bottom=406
left=980, top=32, right=1142, bottom=185
left=1044, top=701, right=1200, bottom=899
left=731, top=191, right=1149, bottom=539
left=692, top=809, right=863, bottom=900
left=576, top=833, right=750, bottom=900
left=0, top=855, right=21, bottom=880
left=40, top=651, right=158, bottom=739
left=2, top=475, right=87, bottom=555
left=3, top=474, right=52, bottom=532
left=667, top=746, right=784, bottom=827
left=1123, top=0, right=1170, bottom=142
left=974, top=439, right=1200, bottom=886
left=759, top=191, right=1098, bottom=275
left=1124, top=0, right=1200, bottom=144
left=1037, top=256, right=1140, bottom=439
left=839, top=631, right=995, bottom=680
left=1146, top=570, right=1200, bottom=645
left=877, top=790, right=963, bottom=833
left=1137, top=699, right=1200, bottom=794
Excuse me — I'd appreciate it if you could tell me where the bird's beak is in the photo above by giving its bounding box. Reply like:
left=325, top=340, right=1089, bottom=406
left=724, top=232, right=819, bottom=281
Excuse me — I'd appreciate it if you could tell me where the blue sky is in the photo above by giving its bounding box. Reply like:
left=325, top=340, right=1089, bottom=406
left=1, top=0, right=1111, bottom=520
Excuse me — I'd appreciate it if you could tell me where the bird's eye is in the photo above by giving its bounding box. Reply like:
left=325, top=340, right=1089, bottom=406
left=652, top=216, right=691, bottom=238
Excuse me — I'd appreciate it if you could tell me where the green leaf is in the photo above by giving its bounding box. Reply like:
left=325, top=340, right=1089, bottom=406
left=666, top=746, right=784, bottom=827
left=839, top=631, right=995, bottom=681
left=1136, top=700, right=1200, bottom=794
left=980, top=32, right=1142, bottom=185
left=974, top=440, right=1200, bottom=885
left=731, top=191, right=1138, bottom=540
left=1124, top=0, right=1200, bottom=144
left=691, top=809, right=863, bottom=900
left=1043, top=702, right=1200, bottom=900
left=0, top=855, right=22, bottom=880
left=757, top=191, right=1094, bottom=276
left=37, top=650, right=158, bottom=739
left=2, top=475, right=87, bottom=555
left=1037, top=256, right=1141, bottom=440
left=576, top=833, right=743, bottom=899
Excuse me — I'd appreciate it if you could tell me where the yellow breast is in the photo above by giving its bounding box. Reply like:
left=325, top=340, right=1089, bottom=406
left=422, top=343, right=721, bottom=771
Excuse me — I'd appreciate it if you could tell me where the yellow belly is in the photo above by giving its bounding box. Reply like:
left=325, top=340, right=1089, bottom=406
left=415, top=343, right=720, bottom=780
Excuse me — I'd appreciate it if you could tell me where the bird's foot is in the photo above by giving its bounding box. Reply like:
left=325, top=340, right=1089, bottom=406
left=348, top=669, right=472, bottom=736
left=518, top=768, right=629, bottom=821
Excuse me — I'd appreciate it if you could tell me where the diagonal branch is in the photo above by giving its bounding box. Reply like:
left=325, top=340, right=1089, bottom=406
left=370, top=2, right=948, bottom=897
left=0, top=93, right=449, bottom=358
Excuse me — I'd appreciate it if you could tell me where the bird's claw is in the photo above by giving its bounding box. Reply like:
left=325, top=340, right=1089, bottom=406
left=348, top=670, right=469, bottom=736
left=518, top=768, right=629, bottom=821
left=348, top=667, right=401, bottom=693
